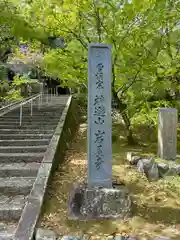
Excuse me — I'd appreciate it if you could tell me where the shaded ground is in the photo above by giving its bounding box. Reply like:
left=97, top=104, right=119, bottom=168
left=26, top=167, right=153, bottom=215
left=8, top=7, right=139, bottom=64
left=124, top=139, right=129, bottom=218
left=40, top=114, right=180, bottom=239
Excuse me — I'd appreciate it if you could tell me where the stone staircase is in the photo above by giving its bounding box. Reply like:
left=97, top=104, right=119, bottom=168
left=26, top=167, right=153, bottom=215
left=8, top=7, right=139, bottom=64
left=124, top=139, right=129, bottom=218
left=0, top=95, right=69, bottom=239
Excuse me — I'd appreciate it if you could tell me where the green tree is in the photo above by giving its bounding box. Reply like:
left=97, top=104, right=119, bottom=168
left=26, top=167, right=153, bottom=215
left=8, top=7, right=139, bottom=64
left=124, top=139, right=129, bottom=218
left=16, top=0, right=180, bottom=143
left=0, top=0, right=49, bottom=99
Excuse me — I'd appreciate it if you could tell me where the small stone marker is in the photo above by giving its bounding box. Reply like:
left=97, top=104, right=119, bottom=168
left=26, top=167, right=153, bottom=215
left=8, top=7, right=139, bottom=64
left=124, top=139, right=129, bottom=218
left=158, top=108, right=178, bottom=160
left=88, top=43, right=112, bottom=188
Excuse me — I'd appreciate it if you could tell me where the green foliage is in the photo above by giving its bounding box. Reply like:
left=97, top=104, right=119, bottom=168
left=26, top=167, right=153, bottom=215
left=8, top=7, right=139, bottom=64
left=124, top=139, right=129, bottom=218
left=30, top=2, right=179, bottom=89
left=4, top=88, right=23, bottom=101
left=131, top=100, right=172, bottom=127
left=0, top=65, right=7, bottom=80
left=0, top=0, right=47, bottom=44
left=74, top=93, right=88, bottom=109
left=1, top=0, right=180, bottom=127
left=12, top=74, right=31, bottom=87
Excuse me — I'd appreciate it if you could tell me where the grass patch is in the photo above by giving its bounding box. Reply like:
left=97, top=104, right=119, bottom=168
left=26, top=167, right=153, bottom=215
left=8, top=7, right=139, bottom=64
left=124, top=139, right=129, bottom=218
left=39, top=115, right=180, bottom=239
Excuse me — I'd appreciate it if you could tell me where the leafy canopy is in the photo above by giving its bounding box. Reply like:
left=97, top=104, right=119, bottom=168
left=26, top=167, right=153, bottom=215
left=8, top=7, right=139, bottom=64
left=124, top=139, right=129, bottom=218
left=1, top=0, right=180, bottom=124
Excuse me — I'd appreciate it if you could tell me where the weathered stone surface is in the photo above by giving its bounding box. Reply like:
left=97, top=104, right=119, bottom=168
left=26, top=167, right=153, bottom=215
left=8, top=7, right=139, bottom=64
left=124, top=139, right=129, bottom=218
left=158, top=108, right=178, bottom=160
left=157, top=163, right=169, bottom=177
left=35, top=228, right=57, bottom=240
left=136, top=157, right=159, bottom=181
left=0, top=128, right=53, bottom=134
left=0, top=177, right=35, bottom=195
left=0, top=145, right=47, bottom=153
left=60, top=236, right=82, bottom=240
left=147, top=163, right=159, bottom=181
left=0, top=223, right=17, bottom=239
left=166, top=164, right=180, bottom=176
left=137, top=157, right=153, bottom=173
left=0, top=139, right=50, bottom=146
left=0, top=152, right=44, bottom=163
left=88, top=43, right=112, bottom=188
left=126, top=152, right=141, bottom=165
left=68, top=182, right=86, bottom=219
left=68, top=182, right=131, bottom=220
left=0, top=133, right=52, bottom=140
left=0, top=203, right=23, bottom=220
left=0, top=163, right=40, bottom=177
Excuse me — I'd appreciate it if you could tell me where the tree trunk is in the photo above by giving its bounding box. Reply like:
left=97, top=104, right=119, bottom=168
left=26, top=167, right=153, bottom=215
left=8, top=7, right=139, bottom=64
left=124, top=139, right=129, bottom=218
left=121, top=111, right=136, bottom=145
left=112, top=90, right=136, bottom=145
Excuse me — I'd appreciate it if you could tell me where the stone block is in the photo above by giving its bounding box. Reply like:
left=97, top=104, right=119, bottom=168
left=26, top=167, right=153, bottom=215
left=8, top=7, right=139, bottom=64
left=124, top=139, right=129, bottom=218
left=0, top=163, right=40, bottom=177
left=157, top=163, right=169, bottom=177
left=137, top=157, right=159, bottom=181
left=68, top=182, right=131, bottom=220
left=166, top=164, right=180, bottom=176
left=137, top=157, right=153, bottom=173
left=147, top=163, right=159, bottom=181
left=126, top=152, right=141, bottom=165
left=35, top=228, right=57, bottom=240
left=60, top=236, right=82, bottom=240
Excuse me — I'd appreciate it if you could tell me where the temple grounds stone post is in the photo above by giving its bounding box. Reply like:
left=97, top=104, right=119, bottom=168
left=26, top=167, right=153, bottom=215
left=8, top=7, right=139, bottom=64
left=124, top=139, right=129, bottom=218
left=68, top=43, right=131, bottom=220
left=158, top=108, right=178, bottom=160
left=87, top=43, right=112, bottom=188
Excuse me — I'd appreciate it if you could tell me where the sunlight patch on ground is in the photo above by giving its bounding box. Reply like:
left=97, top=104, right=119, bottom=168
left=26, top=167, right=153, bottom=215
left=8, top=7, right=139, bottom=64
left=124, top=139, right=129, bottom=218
left=70, top=159, right=87, bottom=165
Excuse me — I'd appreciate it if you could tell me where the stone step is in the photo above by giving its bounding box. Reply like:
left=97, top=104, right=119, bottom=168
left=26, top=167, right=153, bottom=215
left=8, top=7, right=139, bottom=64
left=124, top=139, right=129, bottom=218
left=4, top=115, right=60, bottom=118
left=8, top=108, right=63, bottom=112
left=0, top=124, right=57, bottom=129
left=6, top=111, right=62, bottom=116
left=0, top=223, right=17, bottom=240
left=0, top=129, right=54, bottom=134
left=0, top=119, right=59, bottom=124
left=0, top=145, right=47, bottom=153
left=2, top=112, right=61, bottom=117
left=5, top=108, right=62, bottom=112
left=0, top=194, right=27, bottom=220
left=0, top=163, right=40, bottom=177
left=3, top=113, right=61, bottom=117
left=4, top=109, right=61, bottom=113
left=3, top=108, right=62, bottom=113
left=0, top=177, right=35, bottom=195
left=1, top=119, right=55, bottom=123
left=1, top=118, right=60, bottom=122
left=0, top=139, right=50, bottom=146
left=0, top=118, right=58, bottom=122
left=0, top=134, right=52, bottom=140
left=0, top=152, right=44, bottom=163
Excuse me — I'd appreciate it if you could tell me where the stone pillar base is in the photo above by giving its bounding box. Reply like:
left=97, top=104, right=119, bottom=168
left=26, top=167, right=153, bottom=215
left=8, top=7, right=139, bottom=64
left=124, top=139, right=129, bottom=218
left=68, top=181, right=132, bottom=220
